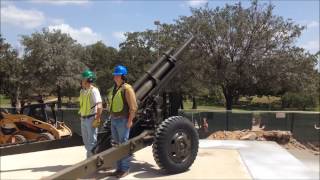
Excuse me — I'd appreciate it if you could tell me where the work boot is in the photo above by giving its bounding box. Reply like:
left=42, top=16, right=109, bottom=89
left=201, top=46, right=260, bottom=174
left=104, top=170, right=121, bottom=176
left=116, top=170, right=129, bottom=178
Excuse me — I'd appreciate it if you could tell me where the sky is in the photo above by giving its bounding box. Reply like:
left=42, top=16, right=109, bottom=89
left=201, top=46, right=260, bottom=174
left=1, top=0, right=319, bottom=55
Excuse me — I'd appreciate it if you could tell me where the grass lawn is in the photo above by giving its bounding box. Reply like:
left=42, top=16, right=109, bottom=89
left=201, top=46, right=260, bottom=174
left=183, top=101, right=245, bottom=111
left=183, top=99, right=320, bottom=112
left=0, top=95, right=10, bottom=107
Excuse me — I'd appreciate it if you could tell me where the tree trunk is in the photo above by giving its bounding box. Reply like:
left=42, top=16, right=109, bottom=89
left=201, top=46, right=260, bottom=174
left=10, top=86, right=20, bottom=113
left=180, top=94, right=184, bottom=109
left=67, top=96, right=72, bottom=108
left=233, top=94, right=240, bottom=105
left=57, top=85, right=62, bottom=108
left=162, top=92, right=168, bottom=118
left=168, top=92, right=183, bottom=116
left=15, top=86, right=21, bottom=110
left=225, top=95, right=233, bottom=110
left=192, top=96, right=197, bottom=109
left=267, top=96, right=271, bottom=110
left=222, top=86, right=234, bottom=110
left=10, top=96, right=16, bottom=111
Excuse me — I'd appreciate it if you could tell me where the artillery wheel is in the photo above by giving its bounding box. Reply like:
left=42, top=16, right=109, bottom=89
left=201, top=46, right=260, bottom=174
left=13, top=135, right=27, bottom=144
left=152, top=116, right=199, bottom=174
left=37, top=132, right=55, bottom=141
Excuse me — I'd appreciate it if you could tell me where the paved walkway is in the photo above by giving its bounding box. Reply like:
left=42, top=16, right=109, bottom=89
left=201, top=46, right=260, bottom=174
left=0, top=140, right=314, bottom=180
left=200, top=140, right=314, bottom=180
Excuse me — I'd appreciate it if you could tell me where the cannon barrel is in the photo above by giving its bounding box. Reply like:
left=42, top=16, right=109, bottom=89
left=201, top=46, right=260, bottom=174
left=44, top=36, right=196, bottom=180
left=133, top=36, right=195, bottom=106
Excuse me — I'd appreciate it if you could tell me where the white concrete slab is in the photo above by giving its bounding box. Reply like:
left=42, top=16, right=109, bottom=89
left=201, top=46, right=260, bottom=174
left=0, top=146, right=87, bottom=179
left=0, top=140, right=314, bottom=180
left=200, top=140, right=314, bottom=180
left=287, top=148, right=320, bottom=180
left=88, top=148, right=251, bottom=180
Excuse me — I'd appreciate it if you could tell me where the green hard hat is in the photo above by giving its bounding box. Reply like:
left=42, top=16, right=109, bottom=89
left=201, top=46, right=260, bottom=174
left=81, top=69, right=96, bottom=82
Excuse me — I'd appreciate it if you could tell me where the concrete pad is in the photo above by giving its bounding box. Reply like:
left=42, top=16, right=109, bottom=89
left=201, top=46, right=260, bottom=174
left=90, top=148, right=251, bottom=180
left=0, top=146, right=87, bottom=179
left=200, top=140, right=313, bottom=179
left=286, top=148, right=320, bottom=180
left=0, top=140, right=314, bottom=180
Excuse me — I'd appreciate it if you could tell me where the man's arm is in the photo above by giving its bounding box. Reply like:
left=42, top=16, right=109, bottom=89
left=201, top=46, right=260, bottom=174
left=92, top=87, right=103, bottom=127
left=95, top=102, right=103, bottom=120
left=125, top=85, right=138, bottom=128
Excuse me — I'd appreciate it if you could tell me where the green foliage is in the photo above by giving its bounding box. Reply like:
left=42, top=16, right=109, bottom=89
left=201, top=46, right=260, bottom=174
left=0, top=34, right=27, bottom=106
left=282, top=92, right=319, bottom=110
left=118, top=32, right=155, bottom=83
left=81, top=41, right=118, bottom=94
left=1, top=1, right=319, bottom=112
left=21, top=29, right=85, bottom=96
left=172, top=1, right=315, bottom=109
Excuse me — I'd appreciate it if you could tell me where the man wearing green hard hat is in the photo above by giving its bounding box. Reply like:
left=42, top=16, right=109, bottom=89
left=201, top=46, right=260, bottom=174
left=79, top=69, right=102, bottom=158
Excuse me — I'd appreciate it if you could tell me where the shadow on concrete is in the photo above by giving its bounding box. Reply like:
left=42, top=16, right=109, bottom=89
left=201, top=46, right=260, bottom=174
left=0, top=165, right=70, bottom=173
left=131, top=160, right=165, bottom=179
left=84, top=157, right=166, bottom=179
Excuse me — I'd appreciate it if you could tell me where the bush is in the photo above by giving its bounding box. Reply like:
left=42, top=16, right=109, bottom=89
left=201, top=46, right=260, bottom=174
left=281, top=92, right=318, bottom=110
left=197, top=96, right=225, bottom=106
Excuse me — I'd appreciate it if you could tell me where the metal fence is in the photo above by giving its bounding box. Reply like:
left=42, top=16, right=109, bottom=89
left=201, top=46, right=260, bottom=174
left=56, top=108, right=109, bottom=136
left=179, top=110, right=320, bottom=142
left=1, top=107, right=319, bottom=142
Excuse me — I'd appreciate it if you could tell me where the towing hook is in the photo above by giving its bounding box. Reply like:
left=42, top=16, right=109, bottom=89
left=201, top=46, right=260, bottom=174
left=96, top=156, right=104, bottom=167
left=130, top=142, right=136, bottom=154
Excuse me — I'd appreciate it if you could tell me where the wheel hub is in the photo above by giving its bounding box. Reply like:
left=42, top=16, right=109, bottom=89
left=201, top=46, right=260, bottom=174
left=169, top=130, right=191, bottom=163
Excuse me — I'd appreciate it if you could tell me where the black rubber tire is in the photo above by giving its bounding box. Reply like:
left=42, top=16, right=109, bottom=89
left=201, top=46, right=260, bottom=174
left=152, top=116, right=199, bottom=174
left=13, top=134, right=27, bottom=143
left=37, top=132, right=55, bottom=141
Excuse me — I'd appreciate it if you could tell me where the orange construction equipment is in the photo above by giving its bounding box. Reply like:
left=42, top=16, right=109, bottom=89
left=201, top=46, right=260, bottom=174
left=0, top=98, right=72, bottom=146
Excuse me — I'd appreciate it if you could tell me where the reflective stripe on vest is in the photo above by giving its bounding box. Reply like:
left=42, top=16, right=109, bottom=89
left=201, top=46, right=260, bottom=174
left=111, top=87, right=124, bottom=113
left=79, top=87, right=93, bottom=116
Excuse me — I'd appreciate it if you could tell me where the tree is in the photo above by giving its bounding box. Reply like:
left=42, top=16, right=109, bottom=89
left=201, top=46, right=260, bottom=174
left=0, top=35, right=27, bottom=109
left=172, top=1, right=315, bottom=110
left=21, top=29, right=85, bottom=104
left=120, top=25, right=208, bottom=110
left=118, top=32, right=155, bottom=83
left=81, top=41, right=119, bottom=96
left=280, top=52, right=319, bottom=110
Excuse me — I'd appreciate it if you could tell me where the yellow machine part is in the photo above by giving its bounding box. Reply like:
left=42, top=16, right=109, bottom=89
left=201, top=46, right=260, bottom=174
left=0, top=113, right=72, bottom=145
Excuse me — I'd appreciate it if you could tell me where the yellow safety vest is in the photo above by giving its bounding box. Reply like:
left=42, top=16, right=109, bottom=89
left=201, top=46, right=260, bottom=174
left=109, top=84, right=129, bottom=116
left=79, top=87, right=94, bottom=116
left=112, top=88, right=124, bottom=112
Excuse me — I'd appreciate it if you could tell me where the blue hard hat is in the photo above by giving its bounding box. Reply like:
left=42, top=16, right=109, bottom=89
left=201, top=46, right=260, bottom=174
left=112, top=65, right=128, bottom=76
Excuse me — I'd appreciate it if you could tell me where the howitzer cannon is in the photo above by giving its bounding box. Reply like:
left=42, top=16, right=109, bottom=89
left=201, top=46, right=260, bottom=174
left=47, top=36, right=198, bottom=179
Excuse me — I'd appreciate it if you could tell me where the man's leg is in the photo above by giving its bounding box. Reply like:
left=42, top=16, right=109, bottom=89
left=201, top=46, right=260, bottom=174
left=111, top=119, right=121, bottom=171
left=116, top=118, right=131, bottom=172
left=86, top=116, right=98, bottom=158
left=80, top=118, right=90, bottom=158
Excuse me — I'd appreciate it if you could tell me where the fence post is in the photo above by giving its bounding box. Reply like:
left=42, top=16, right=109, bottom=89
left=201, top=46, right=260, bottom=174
left=226, top=110, right=229, bottom=131
left=290, top=112, right=295, bottom=133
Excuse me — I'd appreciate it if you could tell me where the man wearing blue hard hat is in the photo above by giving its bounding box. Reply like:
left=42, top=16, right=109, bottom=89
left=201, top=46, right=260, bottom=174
left=106, top=65, right=137, bottom=178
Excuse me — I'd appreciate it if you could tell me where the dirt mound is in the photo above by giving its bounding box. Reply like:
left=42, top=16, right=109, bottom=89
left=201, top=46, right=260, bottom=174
left=207, top=130, right=290, bottom=143
left=207, top=130, right=319, bottom=155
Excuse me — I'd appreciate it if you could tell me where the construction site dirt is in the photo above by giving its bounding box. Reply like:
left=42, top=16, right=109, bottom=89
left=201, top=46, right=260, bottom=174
left=205, top=128, right=319, bottom=155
